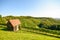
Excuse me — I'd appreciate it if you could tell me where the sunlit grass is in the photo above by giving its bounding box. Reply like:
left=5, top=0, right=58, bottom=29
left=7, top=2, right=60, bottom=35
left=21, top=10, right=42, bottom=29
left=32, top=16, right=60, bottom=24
left=0, top=29, right=60, bottom=40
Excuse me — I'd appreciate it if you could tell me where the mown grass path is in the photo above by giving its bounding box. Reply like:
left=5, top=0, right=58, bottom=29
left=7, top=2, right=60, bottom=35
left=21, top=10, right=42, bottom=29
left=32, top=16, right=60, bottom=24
left=22, top=27, right=60, bottom=38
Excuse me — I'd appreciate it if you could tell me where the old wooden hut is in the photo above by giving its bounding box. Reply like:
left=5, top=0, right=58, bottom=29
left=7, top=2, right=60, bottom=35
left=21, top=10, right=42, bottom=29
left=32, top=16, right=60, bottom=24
left=7, top=19, right=21, bottom=31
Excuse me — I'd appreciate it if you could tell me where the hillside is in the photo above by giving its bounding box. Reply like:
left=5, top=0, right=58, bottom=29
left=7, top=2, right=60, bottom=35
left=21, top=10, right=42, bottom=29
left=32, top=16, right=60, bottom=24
left=2, top=16, right=60, bottom=30
left=0, top=16, right=60, bottom=40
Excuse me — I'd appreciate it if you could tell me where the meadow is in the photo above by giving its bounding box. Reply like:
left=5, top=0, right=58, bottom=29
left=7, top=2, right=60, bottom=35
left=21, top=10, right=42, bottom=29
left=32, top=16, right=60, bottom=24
left=0, top=28, right=60, bottom=40
left=0, top=26, right=60, bottom=40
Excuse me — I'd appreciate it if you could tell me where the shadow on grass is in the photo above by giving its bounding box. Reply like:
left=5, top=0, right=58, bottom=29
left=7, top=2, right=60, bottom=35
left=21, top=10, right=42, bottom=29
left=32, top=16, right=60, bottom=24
left=0, top=24, right=12, bottom=31
left=0, top=27, right=10, bottom=31
left=0, top=23, right=7, bottom=26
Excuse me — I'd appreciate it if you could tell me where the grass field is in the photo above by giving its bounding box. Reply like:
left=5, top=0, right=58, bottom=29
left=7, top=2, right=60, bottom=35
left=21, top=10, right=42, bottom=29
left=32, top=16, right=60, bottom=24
left=0, top=28, right=60, bottom=40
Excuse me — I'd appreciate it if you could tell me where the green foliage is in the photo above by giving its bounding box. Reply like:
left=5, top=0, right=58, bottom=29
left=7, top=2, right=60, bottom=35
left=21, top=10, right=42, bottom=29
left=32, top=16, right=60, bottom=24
left=1, top=16, right=60, bottom=30
left=0, top=18, right=6, bottom=24
left=0, top=16, right=60, bottom=35
left=38, top=18, right=60, bottom=30
left=0, top=15, right=2, bottom=18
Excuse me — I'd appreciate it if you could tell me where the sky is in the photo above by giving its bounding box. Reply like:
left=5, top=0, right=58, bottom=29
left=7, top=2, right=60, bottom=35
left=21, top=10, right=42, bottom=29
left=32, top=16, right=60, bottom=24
left=0, top=0, right=60, bottom=18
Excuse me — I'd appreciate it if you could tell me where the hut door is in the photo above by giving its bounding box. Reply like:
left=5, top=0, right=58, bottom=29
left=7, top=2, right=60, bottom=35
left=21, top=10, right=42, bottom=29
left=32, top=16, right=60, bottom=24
left=16, top=25, right=19, bottom=31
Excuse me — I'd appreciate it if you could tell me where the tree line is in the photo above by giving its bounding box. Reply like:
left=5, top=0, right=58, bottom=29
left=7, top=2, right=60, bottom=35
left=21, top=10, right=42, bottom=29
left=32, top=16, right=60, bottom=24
left=0, top=15, right=60, bottom=31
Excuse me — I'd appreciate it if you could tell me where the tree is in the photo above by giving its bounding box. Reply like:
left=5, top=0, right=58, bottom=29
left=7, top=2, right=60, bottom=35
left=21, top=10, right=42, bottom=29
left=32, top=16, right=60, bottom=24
left=0, top=15, right=2, bottom=18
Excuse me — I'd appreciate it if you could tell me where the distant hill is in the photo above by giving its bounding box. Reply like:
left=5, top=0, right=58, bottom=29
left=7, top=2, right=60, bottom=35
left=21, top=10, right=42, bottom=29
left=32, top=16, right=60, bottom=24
left=0, top=16, right=60, bottom=30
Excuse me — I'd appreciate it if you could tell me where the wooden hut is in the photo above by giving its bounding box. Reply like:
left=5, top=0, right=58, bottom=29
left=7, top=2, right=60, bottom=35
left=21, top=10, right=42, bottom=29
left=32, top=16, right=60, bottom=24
left=7, top=19, right=21, bottom=31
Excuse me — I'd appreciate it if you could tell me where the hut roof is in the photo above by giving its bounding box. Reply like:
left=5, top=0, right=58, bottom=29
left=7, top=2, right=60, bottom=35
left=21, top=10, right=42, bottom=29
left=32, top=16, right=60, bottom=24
left=8, top=19, right=21, bottom=27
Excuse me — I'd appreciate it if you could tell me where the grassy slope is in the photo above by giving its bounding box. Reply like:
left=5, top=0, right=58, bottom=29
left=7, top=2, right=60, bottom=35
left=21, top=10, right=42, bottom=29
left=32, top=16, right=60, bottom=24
left=0, top=29, right=60, bottom=40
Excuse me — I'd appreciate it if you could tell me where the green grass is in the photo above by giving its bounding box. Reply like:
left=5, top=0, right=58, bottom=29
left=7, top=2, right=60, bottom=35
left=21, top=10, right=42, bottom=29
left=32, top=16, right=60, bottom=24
left=0, top=29, right=60, bottom=40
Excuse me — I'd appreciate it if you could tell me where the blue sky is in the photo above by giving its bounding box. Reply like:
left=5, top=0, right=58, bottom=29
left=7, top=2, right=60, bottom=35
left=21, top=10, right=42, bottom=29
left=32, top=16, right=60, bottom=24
left=0, top=0, right=60, bottom=18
